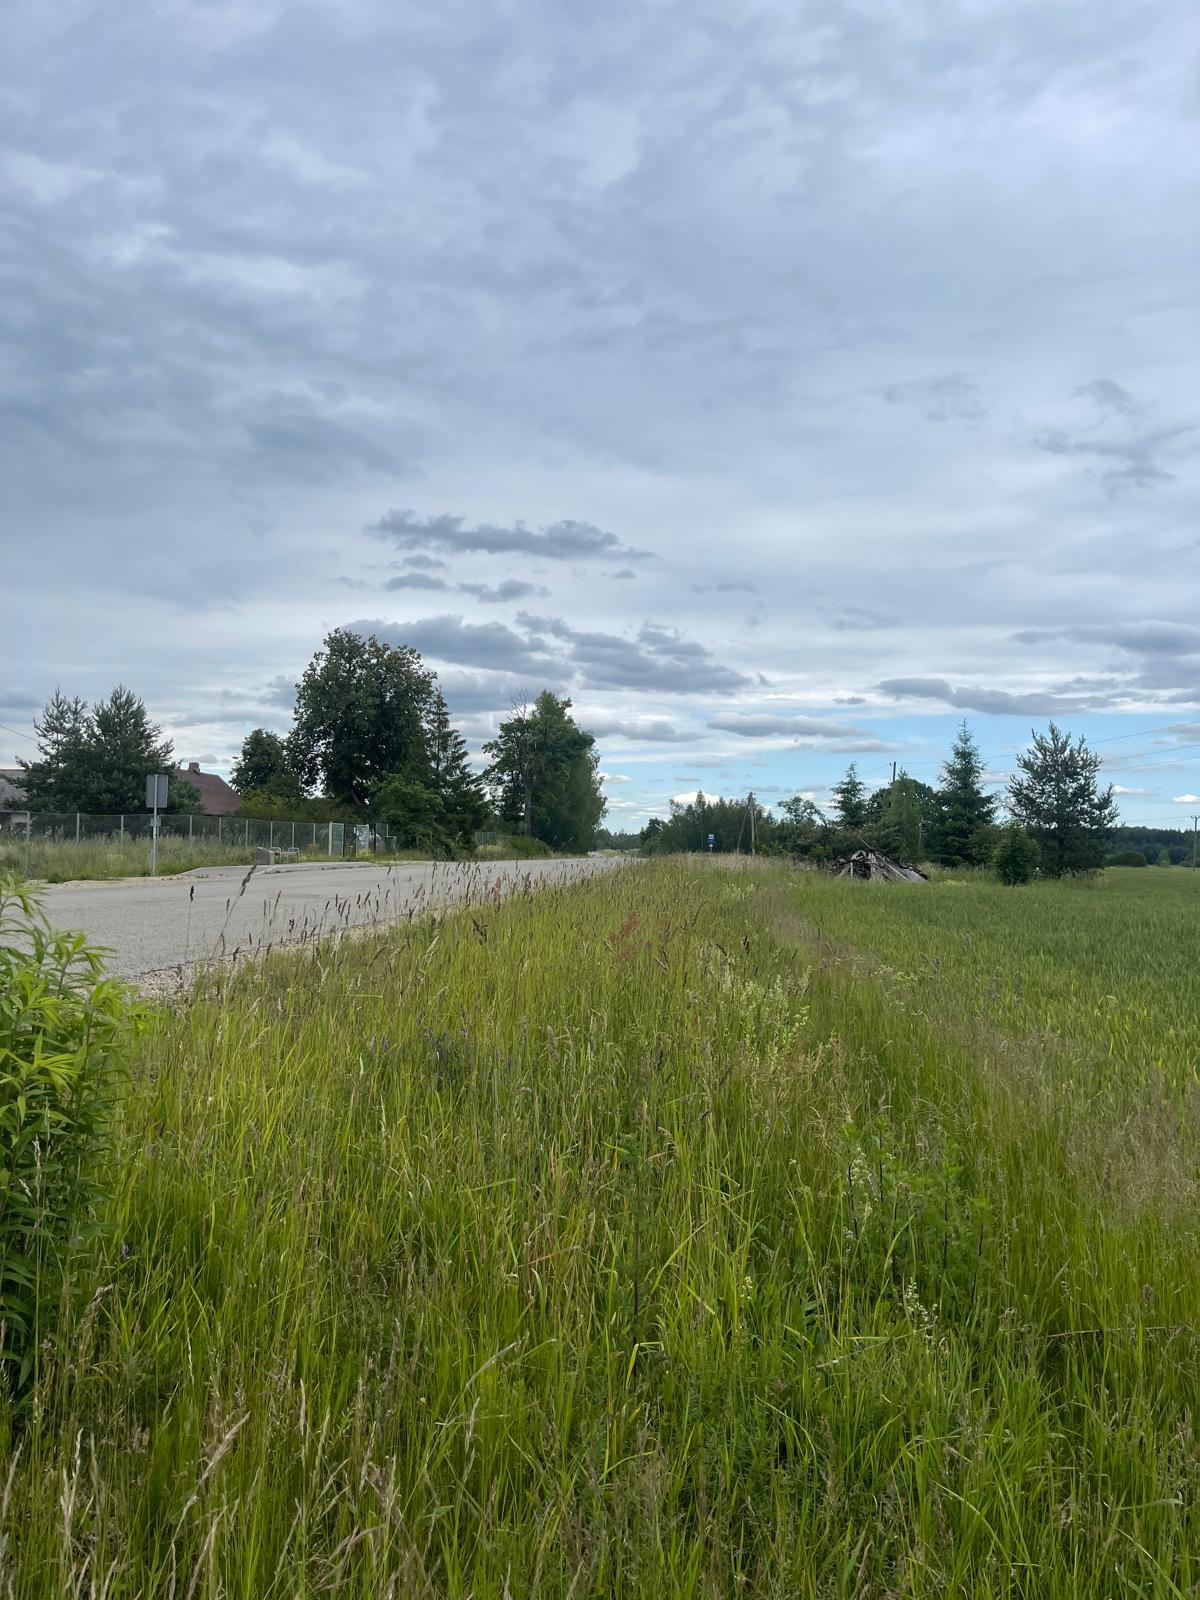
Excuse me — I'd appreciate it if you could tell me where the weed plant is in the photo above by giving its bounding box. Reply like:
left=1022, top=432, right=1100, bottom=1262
left=2, top=861, right=1198, bottom=1595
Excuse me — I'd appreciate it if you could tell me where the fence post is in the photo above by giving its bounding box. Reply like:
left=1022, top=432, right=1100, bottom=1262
left=327, top=821, right=333, bottom=858
left=189, top=814, right=193, bottom=841
left=218, top=816, right=222, bottom=844
left=119, top=815, right=124, bottom=841
left=291, top=821, right=296, bottom=850
left=269, top=821, right=275, bottom=850
left=311, top=822, right=316, bottom=850
left=75, top=812, right=80, bottom=844
left=244, top=819, right=249, bottom=847
left=25, top=813, right=32, bottom=877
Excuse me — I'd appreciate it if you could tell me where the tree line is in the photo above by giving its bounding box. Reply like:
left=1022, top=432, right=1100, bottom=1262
left=17, top=630, right=606, bottom=855
left=642, top=721, right=1120, bottom=880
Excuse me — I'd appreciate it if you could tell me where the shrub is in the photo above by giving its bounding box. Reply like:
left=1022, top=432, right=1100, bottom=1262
left=1108, top=849, right=1147, bottom=868
left=474, top=835, right=556, bottom=860
left=0, top=876, right=140, bottom=1385
left=992, top=820, right=1039, bottom=885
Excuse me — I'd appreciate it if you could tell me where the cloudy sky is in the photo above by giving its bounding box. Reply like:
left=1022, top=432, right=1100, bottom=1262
left=2, top=0, right=1198, bottom=829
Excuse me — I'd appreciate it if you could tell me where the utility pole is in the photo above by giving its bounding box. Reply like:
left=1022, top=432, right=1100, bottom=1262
left=1192, top=813, right=1198, bottom=870
left=747, top=791, right=756, bottom=857
left=891, top=761, right=897, bottom=786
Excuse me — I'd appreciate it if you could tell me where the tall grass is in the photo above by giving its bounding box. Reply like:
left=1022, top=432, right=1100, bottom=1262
left=2, top=860, right=1198, bottom=1595
left=0, top=833, right=258, bottom=883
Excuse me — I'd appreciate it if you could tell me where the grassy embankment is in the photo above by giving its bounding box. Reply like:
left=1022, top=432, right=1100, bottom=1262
left=0, top=832, right=566, bottom=883
left=0, top=833, right=259, bottom=882
left=4, top=860, right=1200, bottom=1595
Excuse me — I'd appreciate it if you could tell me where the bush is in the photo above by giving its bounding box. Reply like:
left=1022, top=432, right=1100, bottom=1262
left=0, top=877, right=140, bottom=1385
left=1108, top=849, right=1147, bottom=868
left=474, top=836, right=556, bottom=860
left=992, top=821, right=1039, bottom=885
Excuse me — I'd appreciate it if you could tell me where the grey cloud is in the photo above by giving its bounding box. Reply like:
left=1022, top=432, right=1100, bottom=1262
left=1033, top=426, right=1194, bottom=492
left=829, top=607, right=896, bottom=633
left=347, top=615, right=557, bottom=674
left=609, top=568, right=636, bottom=580
left=583, top=714, right=692, bottom=743
left=1013, top=622, right=1200, bottom=656
left=457, top=579, right=547, bottom=603
left=371, top=510, right=649, bottom=562
left=383, top=573, right=451, bottom=592
left=263, top=676, right=297, bottom=709
left=514, top=613, right=753, bottom=694
left=402, top=555, right=448, bottom=572
left=707, top=712, right=874, bottom=739
left=244, top=411, right=407, bottom=483
left=882, top=374, right=984, bottom=422
left=877, top=677, right=1105, bottom=715
left=1076, top=378, right=1138, bottom=415
left=436, top=670, right=540, bottom=715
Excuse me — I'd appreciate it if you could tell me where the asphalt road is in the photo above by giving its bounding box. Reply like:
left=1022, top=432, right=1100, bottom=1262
left=35, top=857, right=621, bottom=979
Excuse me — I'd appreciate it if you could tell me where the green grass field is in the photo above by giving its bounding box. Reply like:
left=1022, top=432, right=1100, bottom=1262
left=4, top=861, right=1199, bottom=1596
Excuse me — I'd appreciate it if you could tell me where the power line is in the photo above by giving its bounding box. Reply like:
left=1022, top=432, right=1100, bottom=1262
left=0, top=721, right=36, bottom=744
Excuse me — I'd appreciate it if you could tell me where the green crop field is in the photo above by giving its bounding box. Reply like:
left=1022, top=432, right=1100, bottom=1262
left=4, top=860, right=1200, bottom=1596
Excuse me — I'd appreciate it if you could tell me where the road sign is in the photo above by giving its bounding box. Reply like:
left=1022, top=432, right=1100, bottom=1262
left=707, top=833, right=715, bottom=851
left=146, top=773, right=168, bottom=875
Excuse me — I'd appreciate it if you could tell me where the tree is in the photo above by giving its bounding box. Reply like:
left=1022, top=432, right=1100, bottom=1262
left=773, top=794, right=827, bottom=859
left=231, top=728, right=299, bottom=800
left=878, top=773, right=923, bottom=863
left=372, top=774, right=452, bottom=854
left=483, top=692, right=605, bottom=852
left=19, top=691, right=93, bottom=812
left=20, top=686, right=191, bottom=813
left=288, top=629, right=435, bottom=809
left=1007, top=723, right=1116, bottom=877
left=1107, top=849, right=1147, bottom=867
left=87, top=687, right=189, bottom=813
left=993, top=821, right=1039, bottom=885
left=830, top=763, right=868, bottom=832
left=425, top=689, right=487, bottom=844
left=937, top=721, right=996, bottom=866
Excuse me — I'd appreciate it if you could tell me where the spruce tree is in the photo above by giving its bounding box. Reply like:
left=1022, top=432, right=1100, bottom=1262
left=86, top=686, right=179, bottom=813
left=830, top=762, right=868, bottom=831
left=937, top=720, right=996, bottom=866
left=1007, top=723, right=1116, bottom=876
left=426, top=689, right=486, bottom=844
left=19, top=691, right=93, bottom=812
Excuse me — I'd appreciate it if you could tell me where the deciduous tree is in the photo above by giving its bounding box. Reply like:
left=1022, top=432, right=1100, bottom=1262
left=288, top=630, right=435, bottom=808
left=483, top=692, right=604, bottom=852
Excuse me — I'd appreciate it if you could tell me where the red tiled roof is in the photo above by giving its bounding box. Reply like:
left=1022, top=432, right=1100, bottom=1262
left=176, top=763, right=241, bottom=816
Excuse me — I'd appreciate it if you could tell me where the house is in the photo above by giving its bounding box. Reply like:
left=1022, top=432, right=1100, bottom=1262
left=0, top=768, right=27, bottom=809
left=175, top=761, right=241, bottom=816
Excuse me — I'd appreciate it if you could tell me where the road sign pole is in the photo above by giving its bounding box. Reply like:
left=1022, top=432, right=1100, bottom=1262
left=146, top=773, right=168, bottom=876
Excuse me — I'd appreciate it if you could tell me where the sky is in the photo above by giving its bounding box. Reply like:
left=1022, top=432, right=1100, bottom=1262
left=2, top=0, right=1198, bottom=831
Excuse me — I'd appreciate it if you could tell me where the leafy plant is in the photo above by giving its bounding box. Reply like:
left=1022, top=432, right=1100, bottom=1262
left=0, top=876, right=140, bottom=1385
left=993, top=819, right=1040, bottom=884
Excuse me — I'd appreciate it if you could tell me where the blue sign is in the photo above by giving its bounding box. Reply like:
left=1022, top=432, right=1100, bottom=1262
left=707, top=833, right=715, bottom=849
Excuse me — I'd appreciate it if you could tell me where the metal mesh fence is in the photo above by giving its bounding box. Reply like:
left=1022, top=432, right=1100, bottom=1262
left=0, top=811, right=417, bottom=860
